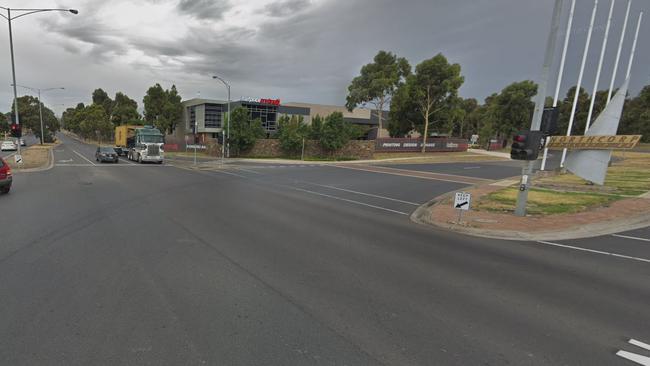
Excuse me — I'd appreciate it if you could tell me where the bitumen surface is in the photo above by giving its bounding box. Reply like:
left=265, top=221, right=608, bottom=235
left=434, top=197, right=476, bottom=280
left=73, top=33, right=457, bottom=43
left=1, top=133, right=649, bottom=365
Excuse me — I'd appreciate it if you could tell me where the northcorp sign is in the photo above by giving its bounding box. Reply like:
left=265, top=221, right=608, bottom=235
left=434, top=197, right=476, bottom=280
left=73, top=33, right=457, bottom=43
left=545, top=135, right=642, bottom=150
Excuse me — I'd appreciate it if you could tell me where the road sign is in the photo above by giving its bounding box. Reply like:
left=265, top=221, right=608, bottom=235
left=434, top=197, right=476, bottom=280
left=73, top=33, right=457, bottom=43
left=14, top=154, right=22, bottom=165
left=454, top=192, right=471, bottom=211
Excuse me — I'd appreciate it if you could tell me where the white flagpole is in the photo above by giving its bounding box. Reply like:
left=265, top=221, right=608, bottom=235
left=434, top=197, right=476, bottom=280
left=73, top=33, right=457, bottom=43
left=585, top=0, right=615, bottom=132
left=541, top=0, right=576, bottom=171
left=625, top=12, right=643, bottom=79
left=561, top=0, right=599, bottom=168
left=608, top=0, right=631, bottom=104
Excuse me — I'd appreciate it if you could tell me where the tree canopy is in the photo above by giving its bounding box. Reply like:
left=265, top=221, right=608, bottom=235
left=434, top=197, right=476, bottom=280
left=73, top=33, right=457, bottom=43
left=143, top=84, right=182, bottom=134
left=229, top=106, right=265, bottom=154
left=346, top=50, right=410, bottom=135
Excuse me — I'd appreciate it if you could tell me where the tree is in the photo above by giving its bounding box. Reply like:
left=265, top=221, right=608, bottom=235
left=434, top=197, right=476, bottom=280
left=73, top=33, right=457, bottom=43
left=557, top=86, right=590, bottom=136
left=406, top=54, right=464, bottom=152
left=320, top=112, right=354, bottom=151
left=346, top=50, right=410, bottom=136
left=143, top=83, right=183, bottom=133
left=10, top=95, right=59, bottom=141
left=492, top=80, right=538, bottom=138
left=111, top=92, right=140, bottom=126
left=79, top=104, right=112, bottom=140
left=92, top=88, right=113, bottom=117
left=229, top=106, right=264, bottom=154
left=309, top=114, right=324, bottom=140
left=620, top=85, right=650, bottom=142
left=277, top=115, right=308, bottom=156
left=388, top=83, right=420, bottom=137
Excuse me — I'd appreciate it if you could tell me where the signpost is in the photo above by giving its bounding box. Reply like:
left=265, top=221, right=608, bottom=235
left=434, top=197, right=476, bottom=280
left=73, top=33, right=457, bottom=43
left=14, top=154, right=22, bottom=165
left=454, top=191, right=471, bottom=224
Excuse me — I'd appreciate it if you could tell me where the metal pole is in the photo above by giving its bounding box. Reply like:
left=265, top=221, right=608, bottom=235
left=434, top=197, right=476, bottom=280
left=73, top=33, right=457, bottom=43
left=301, top=137, right=305, bottom=161
left=38, top=89, right=45, bottom=144
left=541, top=0, right=576, bottom=171
left=560, top=0, right=599, bottom=168
left=625, top=11, right=642, bottom=79
left=515, top=0, right=564, bottom=217
left=586, top=0, right=615, bottom=133
left=7, top=8, right=21, bottom=156
left=608, top=0, right=631, bottom=104
left=227, top=84, right=231, bottom=159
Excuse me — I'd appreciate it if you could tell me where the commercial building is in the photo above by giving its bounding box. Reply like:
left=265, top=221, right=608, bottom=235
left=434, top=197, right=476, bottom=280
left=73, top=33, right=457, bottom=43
left=170, top=98, right=388, bottom=143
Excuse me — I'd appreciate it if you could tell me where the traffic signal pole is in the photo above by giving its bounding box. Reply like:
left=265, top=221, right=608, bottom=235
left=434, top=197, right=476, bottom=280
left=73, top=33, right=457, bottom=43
left=515, top=0, right=564, bottom=217
left=7, top=8, right=21, bottom=157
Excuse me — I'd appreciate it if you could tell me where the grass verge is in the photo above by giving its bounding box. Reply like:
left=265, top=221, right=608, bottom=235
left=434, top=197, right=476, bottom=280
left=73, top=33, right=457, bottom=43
left=475, top=187, right=622, bottom=215
left=8, top=144, right=54, bottom=170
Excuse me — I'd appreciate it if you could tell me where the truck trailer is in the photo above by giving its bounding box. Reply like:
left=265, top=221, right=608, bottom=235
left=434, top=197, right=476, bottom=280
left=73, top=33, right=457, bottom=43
left=115, top=125, right=164, bottom=164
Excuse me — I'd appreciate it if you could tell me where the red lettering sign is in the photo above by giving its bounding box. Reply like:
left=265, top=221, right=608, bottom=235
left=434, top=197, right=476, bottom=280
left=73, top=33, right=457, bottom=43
left=260, top=98, right=281, bottom=106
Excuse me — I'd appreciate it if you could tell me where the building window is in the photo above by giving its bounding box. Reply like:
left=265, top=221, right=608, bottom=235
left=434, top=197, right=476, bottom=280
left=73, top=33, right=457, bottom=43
left=205, top=103, right=223, bottom=128
left=188, top=106, right=196, bottom=132
left=242, top=103, right=278, bottom=132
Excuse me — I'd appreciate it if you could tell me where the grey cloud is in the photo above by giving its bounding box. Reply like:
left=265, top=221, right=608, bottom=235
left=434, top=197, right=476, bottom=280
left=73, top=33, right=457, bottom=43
left=264, top=0, right=311, bottom=17
left=177, top=0, right=231, bottom=20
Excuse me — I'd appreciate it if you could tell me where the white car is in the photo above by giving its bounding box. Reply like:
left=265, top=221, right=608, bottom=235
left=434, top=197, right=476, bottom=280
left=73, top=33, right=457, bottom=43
left=1, top=141, right=17, bottom=151
left=19, top=139, right=26, bottom=147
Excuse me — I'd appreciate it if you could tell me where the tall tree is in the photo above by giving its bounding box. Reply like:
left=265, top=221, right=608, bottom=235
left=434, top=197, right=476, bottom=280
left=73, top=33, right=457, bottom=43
left=92, top=88, right=113, bottom=117
left=620, top=85, right=650, bottom=142
left=405, top=53, right=464, bottom=152
left=143, top=83, right=182, bottom=133
left=229, top=106, right=265, bottom=154
left=10, top=95, right=59, bottom=141
left=346, top=50, right=410, bottom=136
left=557, top=86, right=590, bottom=136
left=319, top=112, right=355, bottom=151
left=111, top=92, right=140, bottom=126
left=491, top=80, right=538, bottom=139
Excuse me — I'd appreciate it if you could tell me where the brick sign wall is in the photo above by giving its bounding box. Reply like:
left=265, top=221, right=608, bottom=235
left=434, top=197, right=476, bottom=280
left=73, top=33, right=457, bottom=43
left=375, top=138, right=469, bottom=152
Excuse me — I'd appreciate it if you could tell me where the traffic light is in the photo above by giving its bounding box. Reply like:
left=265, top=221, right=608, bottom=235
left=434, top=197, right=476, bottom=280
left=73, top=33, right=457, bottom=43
left=540, top=107, right=559, bottom=135
left=10, top=123, right=21, bottom=138
left=510, top=130, right=544, bottom=161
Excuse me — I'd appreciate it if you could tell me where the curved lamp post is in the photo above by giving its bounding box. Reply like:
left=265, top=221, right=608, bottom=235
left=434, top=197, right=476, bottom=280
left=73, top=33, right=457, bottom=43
left=0, top=6, right=77, bottom=153
left=213, top=75, right=231, bottom=161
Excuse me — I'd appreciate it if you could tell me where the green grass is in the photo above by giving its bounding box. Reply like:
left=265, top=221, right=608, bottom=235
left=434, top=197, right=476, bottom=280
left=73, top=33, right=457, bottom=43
left=476, top=187, right=623, bottom=215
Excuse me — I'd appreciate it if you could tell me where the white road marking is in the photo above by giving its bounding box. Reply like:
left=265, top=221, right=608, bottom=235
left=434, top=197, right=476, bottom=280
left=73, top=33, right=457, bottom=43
left=302, top=182, right=421, bottom=206
left=630, top=339, right=650, bottom=352
left=234, top=167, right=262, bottom=174
left=71, top=149, right=96, bottom=166
left=537, top=241, right=650, bottom=264
left=291, top=187, right=410, bottom=216
left=57, top=159, right=73, bottom=163
left=210, top=170, right=247, bottom=178
left=333, top=165, right=479, bottom=185
left=612, top=234, right=650, bottom=242
left=463, top=166, right=481, bottom=170
left=616, top=351, right=650, bottom=365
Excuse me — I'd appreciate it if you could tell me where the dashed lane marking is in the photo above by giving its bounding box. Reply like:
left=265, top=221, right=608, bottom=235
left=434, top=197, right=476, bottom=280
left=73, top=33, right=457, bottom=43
left=537, top=241, right=650, bottom=264
left=71, top=149, right=96, bottom=166
left=616, top=339, right=650, bottom=365
left=291, top=187, right=410, bottom=216
left=612, top=234, right=650, bottom=243
left=301, top=182, right=421, bottom=206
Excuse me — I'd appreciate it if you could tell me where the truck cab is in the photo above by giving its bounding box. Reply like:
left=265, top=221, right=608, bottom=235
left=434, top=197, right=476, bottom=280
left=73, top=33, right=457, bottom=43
left=120, top=125, right=164, bottom=164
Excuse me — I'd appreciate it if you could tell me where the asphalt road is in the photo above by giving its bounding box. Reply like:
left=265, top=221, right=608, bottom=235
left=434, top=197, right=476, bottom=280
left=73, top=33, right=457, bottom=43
left=1, top=134, right=648, bottom=365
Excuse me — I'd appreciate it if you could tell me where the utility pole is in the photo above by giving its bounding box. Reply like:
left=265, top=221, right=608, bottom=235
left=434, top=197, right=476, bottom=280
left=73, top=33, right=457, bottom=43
left=541, top=0, right=576, bottom=171
left=560, top=0, right=599, bottom=168
left=13, top=85, right=65, bottom=144
left=213, top=75, right=231, bottom=162
left=514, top=0, right=564, bottom=217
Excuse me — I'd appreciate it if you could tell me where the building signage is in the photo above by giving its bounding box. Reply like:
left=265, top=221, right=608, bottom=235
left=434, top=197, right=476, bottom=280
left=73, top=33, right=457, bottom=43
left=545, top=135, right=642, bottom=150
left=374, top=138, right=468, bottom=153
left=241, top=97, right=281, bottom=106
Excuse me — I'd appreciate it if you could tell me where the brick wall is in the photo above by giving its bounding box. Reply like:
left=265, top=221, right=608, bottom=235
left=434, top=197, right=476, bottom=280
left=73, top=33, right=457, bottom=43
left=239, top=139, right=375, bottom=160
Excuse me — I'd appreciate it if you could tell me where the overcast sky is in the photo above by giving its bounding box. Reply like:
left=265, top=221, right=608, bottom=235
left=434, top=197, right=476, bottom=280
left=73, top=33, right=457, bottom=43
left=0, top=0, right=648, bottom=115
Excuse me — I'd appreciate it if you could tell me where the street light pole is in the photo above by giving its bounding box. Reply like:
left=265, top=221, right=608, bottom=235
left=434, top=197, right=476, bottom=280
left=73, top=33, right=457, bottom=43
left=0, top=6, right=78, bottom=151
left=212, top=75, right=231, bottom=161
left=13, top=85, right=64, bottom=144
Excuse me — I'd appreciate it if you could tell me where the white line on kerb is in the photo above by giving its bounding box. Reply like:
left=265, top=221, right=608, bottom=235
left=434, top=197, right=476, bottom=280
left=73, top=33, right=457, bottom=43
left=292, top=187, right=410, bottom=216
left=71, top=149, right=96, bottom=166
left=537, top=241, right=650, bottom=264
left=612, top=234, right=650, bottom=242
left=302, top=182, right=421, bottom=206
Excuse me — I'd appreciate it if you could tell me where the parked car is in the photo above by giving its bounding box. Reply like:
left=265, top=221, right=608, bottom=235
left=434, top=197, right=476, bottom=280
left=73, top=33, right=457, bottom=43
left=1, top=140, right=17, bottom=151
left=0, top=157, right=12, bottom=194
left=95, top=146, right=119, bottom=163
left=19, top=138, right=26, bottom=147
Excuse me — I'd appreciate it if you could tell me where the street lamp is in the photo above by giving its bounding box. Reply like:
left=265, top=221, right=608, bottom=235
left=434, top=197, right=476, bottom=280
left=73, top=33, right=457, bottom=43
left=212, top=75, right=231, bottom=161
left=0, top=6, right=78, bottom=153
left=13, top=84, right=64, bottom=144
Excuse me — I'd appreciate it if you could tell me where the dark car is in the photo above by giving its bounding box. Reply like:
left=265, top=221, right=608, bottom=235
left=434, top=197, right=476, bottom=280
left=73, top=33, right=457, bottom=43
left=0, top=157, right=12, bottom=194
left=113, top=147, right=127, bottom=156
left=95, top=146, right=119, bottom=163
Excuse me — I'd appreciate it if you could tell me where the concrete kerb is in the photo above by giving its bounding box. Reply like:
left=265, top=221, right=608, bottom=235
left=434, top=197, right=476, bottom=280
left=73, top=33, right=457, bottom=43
left=411, top=189, right=650, bottom=242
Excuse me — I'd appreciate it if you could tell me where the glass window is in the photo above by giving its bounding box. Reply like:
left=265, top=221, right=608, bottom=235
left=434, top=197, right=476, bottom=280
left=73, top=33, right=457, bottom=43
left=188, top=106, right=196, bottom=131
left=205, top=103, right=223, bottom=128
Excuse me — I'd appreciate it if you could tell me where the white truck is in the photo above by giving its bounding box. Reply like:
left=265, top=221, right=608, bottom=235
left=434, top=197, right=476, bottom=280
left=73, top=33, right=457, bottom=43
left=115, top=125, right=165, bottom=164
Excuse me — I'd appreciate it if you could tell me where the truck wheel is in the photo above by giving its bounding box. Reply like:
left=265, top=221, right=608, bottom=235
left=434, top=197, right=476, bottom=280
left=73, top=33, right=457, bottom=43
left=138, top=154, right=143, bottom=163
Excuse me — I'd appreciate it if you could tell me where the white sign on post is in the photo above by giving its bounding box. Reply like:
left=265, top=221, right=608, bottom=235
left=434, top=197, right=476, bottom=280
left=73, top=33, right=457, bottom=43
left=14, top=154, right=23, bottom=165
left=454, top=192, right=471, bottom=211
